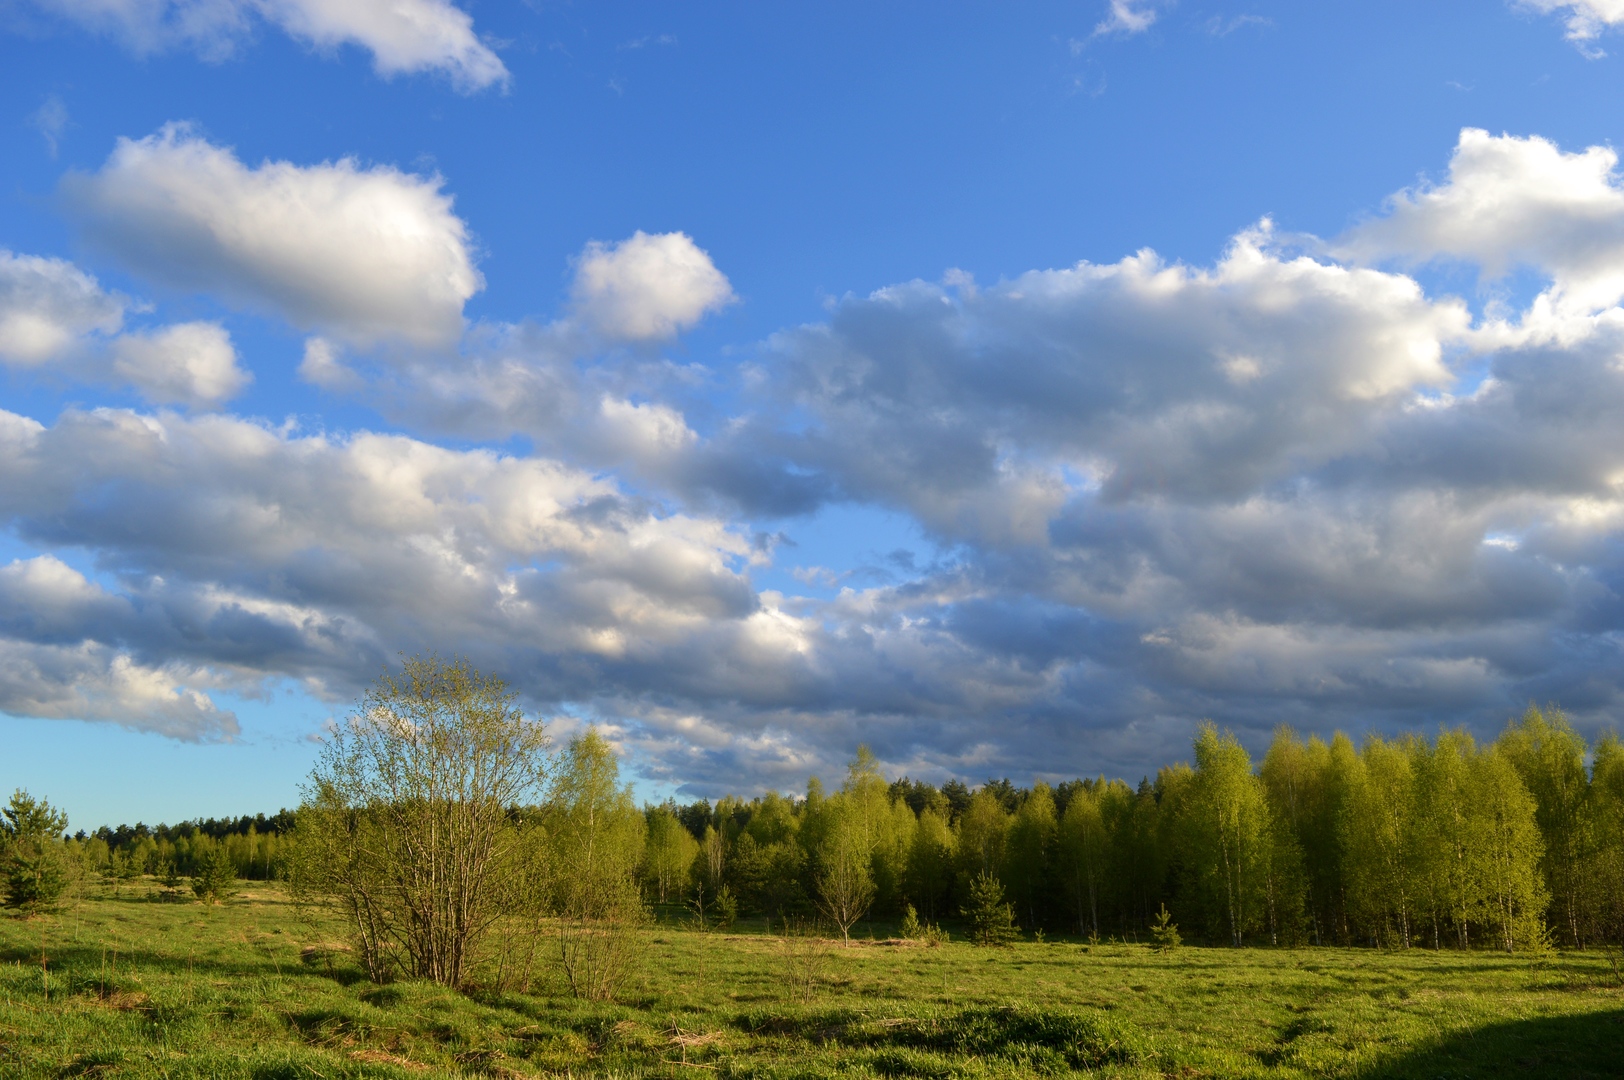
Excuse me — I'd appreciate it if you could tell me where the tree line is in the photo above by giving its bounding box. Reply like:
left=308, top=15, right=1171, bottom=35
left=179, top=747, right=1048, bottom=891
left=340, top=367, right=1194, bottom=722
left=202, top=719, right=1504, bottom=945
left=9, top=658, right=1623, bottom=993
left=635, top=708, right=1623, bottom=953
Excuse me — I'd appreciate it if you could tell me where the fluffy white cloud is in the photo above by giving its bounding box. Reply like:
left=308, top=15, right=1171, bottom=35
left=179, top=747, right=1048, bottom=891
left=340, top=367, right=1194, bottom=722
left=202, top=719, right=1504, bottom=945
left=571, top=231, right=735, bottom=343
left=1342, top=128, right=1624, bottom=328
left=63, top=125, right=483, bottom=348
left=110, top=321, right=248, bottom=405
left=759, top=223, right=1470, bottom=543
left=1523, top=0, right=1624, bottom=51
left=0, top=249, right=125, bottom=365
left=260, top=0, right=507, bottom=91
left=15, top=0, right=506, bottom=90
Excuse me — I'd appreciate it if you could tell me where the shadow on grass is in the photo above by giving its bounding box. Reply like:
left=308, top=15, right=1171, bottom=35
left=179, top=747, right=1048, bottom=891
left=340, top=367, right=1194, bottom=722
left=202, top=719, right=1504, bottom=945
left=1361, top=1008, right=1624, bottom=1079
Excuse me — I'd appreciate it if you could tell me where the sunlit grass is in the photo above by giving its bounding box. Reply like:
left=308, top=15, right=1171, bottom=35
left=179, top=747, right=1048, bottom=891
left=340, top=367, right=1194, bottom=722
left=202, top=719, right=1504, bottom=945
left=2, top=882, right=1619, bottom=1078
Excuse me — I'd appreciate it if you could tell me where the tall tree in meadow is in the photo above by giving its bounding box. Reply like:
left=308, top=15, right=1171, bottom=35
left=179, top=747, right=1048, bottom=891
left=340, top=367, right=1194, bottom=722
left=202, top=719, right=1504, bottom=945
left=1471, top=744, right=1548, bottom=953
left=905, top=808, right=955, bottom=920
left=548, top=729, right=649, bottom=999
left=1003, top=781, right=1056, bottom=928
left=1498, top=706, right=1594, bottom=946
left=956, top=789, right=1009, bottom=882
left=873, top=796, right=918, bottom=914
left=1412, top=729, right=1481, bottom=949
left=1306, top=734, right=1356, bottom=945
left=1153, top=765, right=1195, bottom=936
left=644, top=806, right=700, bottom=904
left=1057, top=780, right=1110, bottom=937
left=1342, top=735, right=1422, bottom=947
left=1262, top=728, right=1344, bottom=944
left=814, top=793, right=875, bottom=943
left=1186, top=724, right=1272, bottom=946
left=1589, top=733, right=1624, bottom=945
left=742, top=791, right=809, bottom=917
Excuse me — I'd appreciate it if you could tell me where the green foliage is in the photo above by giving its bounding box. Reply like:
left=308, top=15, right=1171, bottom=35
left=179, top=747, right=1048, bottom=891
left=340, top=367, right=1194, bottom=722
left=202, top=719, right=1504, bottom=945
left=712, top=883, right=739, bottom=930
left=643, top=805, right=700, bottom=903
left=962, top=870, right=1018, bottom=946
left=1187, top=722, right=1279, bottom=947
left=1151, top=903, right=1182, bottom=953
left=898, top=902, right=923, bottom=939
left=291, top=655, right=551, bottom=986
left=2, top=789, right=71, bottom=912
left=813, top=794, right=875, bottom=943
left=190, top=844, right=238, bottom=904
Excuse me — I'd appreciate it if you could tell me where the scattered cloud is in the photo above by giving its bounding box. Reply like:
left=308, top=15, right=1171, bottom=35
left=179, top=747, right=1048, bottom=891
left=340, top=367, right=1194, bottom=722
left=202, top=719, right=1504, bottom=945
left=12, top=0, right=507, bottom=90
left=0, top=249, right=125, bottom=366
left=1339, top=128, right=1624, bottom=328
left=62, top=124, right=483, bottom=349
left=1093, top=0, right=1159, bottom=38
left=29, top=95, right=70, bottom=157
left=1205, top=14, right=1272, bottom=36
left=110, top=321, right=248, bottom=406
left=618, top=33, right=677, bottom=50
left=1522, top=0, right=1624, bottom=54
left=570, top=231, right=735, bottom=344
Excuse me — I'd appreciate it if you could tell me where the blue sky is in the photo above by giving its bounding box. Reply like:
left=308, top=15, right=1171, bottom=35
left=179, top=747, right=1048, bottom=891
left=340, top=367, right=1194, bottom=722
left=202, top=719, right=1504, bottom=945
left=6, top=0, right=1624, bottom=829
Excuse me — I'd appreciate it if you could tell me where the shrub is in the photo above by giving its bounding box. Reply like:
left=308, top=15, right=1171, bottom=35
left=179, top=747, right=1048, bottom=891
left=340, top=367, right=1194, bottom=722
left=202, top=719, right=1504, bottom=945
left=192, top=846, right=238, bottom=904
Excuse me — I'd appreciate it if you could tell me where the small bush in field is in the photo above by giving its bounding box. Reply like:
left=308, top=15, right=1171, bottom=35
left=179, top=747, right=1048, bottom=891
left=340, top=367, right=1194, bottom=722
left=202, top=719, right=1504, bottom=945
left=192, top=846, right=238, bottom=904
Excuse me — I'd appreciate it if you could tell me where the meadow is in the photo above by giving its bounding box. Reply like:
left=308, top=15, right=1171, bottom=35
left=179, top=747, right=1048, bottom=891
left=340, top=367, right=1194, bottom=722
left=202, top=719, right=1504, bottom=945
left=1, top=882, right=1620, bottom=1080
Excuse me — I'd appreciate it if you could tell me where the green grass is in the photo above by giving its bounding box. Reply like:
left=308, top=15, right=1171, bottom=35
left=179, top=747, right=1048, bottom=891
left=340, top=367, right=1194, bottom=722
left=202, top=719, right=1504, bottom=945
left=2, top=883, right=1620, bottom=1078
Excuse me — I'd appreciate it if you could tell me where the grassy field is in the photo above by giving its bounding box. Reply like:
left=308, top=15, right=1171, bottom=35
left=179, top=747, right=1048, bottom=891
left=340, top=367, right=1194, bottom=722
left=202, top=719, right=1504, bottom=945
left=1, top=884, right=1620, bottom=1079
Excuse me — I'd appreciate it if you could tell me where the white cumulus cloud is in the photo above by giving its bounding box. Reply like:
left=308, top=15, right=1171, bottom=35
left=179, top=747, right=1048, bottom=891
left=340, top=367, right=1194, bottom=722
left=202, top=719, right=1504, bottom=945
left=571, top=231, right=735, bottom=343
left=1341, top=128, right=1624, bottom=326
left=13, top=0, right=507, bottom=90
left=63, top=124, right=483, bottom=349
left=260, top=0, right=507, bottom=91
left=1523, top=0, right=1624, bottom=52
left=0, top=249, right=125, bottom=366
left=110, top=321, right=248, bottom=406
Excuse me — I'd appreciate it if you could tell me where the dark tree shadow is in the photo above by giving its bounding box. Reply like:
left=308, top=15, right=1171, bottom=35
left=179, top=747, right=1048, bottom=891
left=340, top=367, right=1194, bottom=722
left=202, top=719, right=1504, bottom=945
left=1360, top=1008, right=1624, bottom=1078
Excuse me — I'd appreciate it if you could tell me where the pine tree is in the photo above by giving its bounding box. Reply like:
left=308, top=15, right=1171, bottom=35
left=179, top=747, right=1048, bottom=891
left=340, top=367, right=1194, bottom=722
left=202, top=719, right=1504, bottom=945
left=962, top=871, right=1018, bottom=946
left=191, top=844, right=238, bottom=904
left=2, top=790, right=71, bottom=912
left=1150, top=904, right=1181, bottom=953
